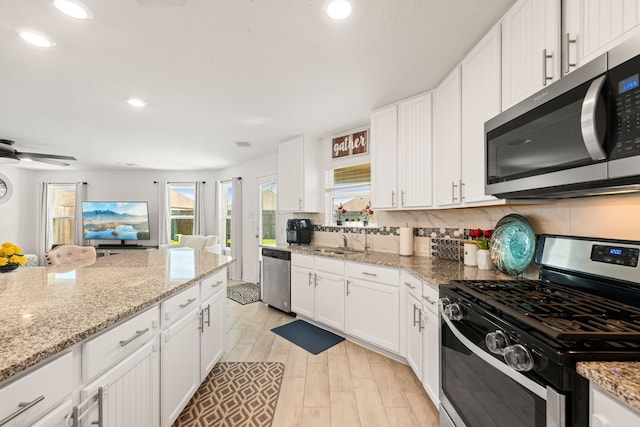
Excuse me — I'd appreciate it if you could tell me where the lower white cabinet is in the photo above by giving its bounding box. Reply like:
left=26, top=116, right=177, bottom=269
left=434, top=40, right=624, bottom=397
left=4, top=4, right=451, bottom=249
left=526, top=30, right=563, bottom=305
left=591, top=383, right=640, bottom=426
left=161, top=301, right=201, bottom=427
left=406, top=291, right=423, bottom=379
left=200, top=283, right=226, bottom=380
left=80, top=339, right=160, bottom=427
left=291, top=254, right=315, bottom=318
left=31, top=399, right=73, bottom=427
left=314, top=269, right=345, bottom=331
left=421, top=283, right=440, bottom=407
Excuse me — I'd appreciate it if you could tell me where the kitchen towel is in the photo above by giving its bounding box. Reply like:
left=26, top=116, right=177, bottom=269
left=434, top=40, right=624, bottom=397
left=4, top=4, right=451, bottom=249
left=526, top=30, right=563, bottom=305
left=399, top=227, right=414, bottom=256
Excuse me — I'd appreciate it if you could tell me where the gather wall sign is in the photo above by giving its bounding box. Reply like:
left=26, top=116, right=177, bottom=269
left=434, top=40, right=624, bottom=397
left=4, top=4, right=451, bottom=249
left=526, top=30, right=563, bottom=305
left=332, top=130, right=368, bottom=159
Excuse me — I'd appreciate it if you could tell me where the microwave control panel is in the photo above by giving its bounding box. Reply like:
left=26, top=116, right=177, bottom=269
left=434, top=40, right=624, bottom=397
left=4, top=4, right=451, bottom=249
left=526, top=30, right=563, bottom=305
left=610, top=55, right=640, bottom=159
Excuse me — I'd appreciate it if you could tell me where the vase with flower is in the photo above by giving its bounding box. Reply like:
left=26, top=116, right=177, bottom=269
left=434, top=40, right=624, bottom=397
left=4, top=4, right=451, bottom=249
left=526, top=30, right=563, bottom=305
left=359, top=202, right=374, bottom=227
left=335, top=203, right=346, bottom=226
left=0, top=242, right=27, bottom=273
left=469, top=229, right=494, bottom=270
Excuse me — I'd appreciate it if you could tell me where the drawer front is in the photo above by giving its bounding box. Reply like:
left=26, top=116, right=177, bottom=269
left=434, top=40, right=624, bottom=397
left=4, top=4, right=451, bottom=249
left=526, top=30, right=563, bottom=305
left=291, top=253, right=314, bottom=269
left=422, top=282, right=438, bottom=314
left=315, top=256, right=344, bottom=274
left=83, top=306, right=159, bottom=381
left=401, top=271, right=422, bottom=300
left=346, top=262, right=399, bottom=286
left=201, top=268, right=227, bottom=301
left=162, top=285, right=200, bottom=327
left=0, top=352, right=73, bottom=426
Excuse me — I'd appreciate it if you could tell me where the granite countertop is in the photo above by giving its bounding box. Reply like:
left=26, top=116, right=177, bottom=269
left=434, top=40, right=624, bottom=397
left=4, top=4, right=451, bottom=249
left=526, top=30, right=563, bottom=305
left=577, top=362, right=640, bottom=413
left=0, top=248, right=234, bottom=383
left=281, top=244, right=640, bottom=412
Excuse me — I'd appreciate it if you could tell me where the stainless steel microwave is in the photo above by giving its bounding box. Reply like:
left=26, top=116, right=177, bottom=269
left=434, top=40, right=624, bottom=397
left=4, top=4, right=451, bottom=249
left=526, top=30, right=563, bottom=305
left=485, top=34, right=640, bottom=199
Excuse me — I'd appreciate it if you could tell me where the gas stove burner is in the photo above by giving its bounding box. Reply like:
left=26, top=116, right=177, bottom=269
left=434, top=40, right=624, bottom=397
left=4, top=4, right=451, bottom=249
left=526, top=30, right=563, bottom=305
left=543, top=317, right=583, bottom=332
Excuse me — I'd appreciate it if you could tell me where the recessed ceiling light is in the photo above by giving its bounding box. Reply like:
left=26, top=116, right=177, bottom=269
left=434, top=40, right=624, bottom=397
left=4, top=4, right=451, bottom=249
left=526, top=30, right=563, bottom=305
left=16, top=28, right=56, bottom=48
left=53, top=0, right=94, bottom=20
left=126, top=98, right=147, bottom=108
left=325, top=0, right=352, bottom=20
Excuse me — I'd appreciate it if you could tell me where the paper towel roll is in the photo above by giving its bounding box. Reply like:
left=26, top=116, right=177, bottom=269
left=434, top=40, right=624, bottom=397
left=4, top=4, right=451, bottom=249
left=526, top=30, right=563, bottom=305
left=399, top=227, right=414, bottom=256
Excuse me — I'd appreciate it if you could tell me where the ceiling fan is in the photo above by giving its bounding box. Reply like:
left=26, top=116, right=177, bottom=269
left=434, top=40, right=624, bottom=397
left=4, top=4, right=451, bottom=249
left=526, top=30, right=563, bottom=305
left=0, top=139, right=76, bottom=166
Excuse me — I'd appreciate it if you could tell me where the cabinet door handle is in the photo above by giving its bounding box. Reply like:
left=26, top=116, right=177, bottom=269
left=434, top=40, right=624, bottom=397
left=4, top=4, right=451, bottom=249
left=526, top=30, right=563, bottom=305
left=308, top=271, right=313, bottom=286
left=119, top=328, right=149, bottom=347
left=391, top=190, right=396, bottom=207
left=404, top=281, right=416, bottom=290
left=362, top=272, right=377, bottom=277
left=542, top=49, right=553, bottom=86
left=401, top=190, right=405, bottom=207
left=198, top=309, right=204, bottom=331
left=299, top=198, right=303, bottom=209
left=565, top=33, right=577, bottom=73
left=413, top=304, right=419, bottom=326
left=418, top=310, right=424, bottom=332
left=451, top=181, right=458, bottom=203
left=0, top=395, right=45, bottom=426
left=211, top=280, right=224, bottom=287
left=71, top=387, right=104, bottom=427
left=460, top=180, right=465, bottom=201
left=422, top=295, right=436, bottom=305
left=314, top=273, right=318, bottom=287
left=205, top=304, right=211, bottom=327
left=346, top=280, right=350, bottom=296
left=179, top=298, right=197, bottom=308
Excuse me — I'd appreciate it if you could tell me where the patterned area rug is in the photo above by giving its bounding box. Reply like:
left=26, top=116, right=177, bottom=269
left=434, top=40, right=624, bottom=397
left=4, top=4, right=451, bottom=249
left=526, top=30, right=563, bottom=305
left=227, top=282, right=260, bottom=305
left=173, top=362, right=285, bottom=427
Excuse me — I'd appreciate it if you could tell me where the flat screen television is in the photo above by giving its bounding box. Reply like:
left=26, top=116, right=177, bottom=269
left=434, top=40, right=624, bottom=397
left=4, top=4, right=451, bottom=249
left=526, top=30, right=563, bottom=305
left=81, top=201, right=150, bottom=244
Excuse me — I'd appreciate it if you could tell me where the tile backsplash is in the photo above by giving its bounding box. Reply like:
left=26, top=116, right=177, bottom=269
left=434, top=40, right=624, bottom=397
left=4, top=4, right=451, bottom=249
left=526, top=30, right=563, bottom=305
left=300, top=192, right=640, bottom=257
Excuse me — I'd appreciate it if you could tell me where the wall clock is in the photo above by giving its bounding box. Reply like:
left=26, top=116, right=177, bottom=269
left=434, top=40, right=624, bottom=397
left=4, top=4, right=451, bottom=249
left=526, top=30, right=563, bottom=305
left=0, top=173, right=13, bottom=204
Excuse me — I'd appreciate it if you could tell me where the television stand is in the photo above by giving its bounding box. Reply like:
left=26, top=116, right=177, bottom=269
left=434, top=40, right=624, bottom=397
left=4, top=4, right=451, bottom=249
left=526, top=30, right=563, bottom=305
left=95, top=244, right=158, bottom=255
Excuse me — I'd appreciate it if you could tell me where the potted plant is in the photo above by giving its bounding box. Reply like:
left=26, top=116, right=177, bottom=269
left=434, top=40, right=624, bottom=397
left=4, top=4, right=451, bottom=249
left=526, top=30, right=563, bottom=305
left=0, top=242, right=27, bottom=273
left=335, top=203, right=346, bottom=226
left=360, top=202, right=374, bottom=227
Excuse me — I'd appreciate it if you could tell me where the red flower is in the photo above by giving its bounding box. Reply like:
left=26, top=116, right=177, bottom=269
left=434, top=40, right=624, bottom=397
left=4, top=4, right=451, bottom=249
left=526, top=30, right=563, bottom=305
left=483, top=229, right=493, bottom=239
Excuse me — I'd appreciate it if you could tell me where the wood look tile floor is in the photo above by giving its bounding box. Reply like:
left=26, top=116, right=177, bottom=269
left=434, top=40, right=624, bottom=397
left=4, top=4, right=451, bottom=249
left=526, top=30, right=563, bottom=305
left=221, top=289, right=439, bottom=427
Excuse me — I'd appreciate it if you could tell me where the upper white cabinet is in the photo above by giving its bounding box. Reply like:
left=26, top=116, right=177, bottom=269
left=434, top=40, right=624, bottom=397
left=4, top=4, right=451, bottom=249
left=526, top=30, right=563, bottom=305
left=564, top=0, right=640, bottom=75
left=371, top=93, right=433, bottom=210
left=501, top=0, right=560, bottom=110
left=433, top=67, right=462, bottom=207
left=278, top=135, right=322, bottom=212
left=460, top=25, right=502, bottom=205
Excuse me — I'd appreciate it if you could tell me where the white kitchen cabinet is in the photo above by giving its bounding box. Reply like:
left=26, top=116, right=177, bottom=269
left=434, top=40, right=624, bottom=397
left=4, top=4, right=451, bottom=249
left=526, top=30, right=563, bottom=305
left=31, top=399, right=72, bottom=427
left=370, top=104, right=398, bottom=209
left=0, top=352, right=73, bottom=427
left=292, top=254, right=345, bottom=331
left=434, top=67, right=462, bottom=207
left=291, top=254, right=315, bottom=318
left=421, top=283, right=440, bottom=407
left=277, top=135, right=322, bottom=212
left=564, top=0, right=640, bottom=75
left=501, top=0, right=560, bottom=110
left=461, top=25, right=502, bottom=205
left=590, top=383, right=640, bottom=426
left=200, top=281, right=226, bottom=380
left=345, top=262, right=400, bottom=353
left=371, top=93, right=433, bottom=210
left=80, top=339, right=160, bottom=427
left=403, top=272, right=423, bottom=380
left=161, top=289, right=201, bottom=427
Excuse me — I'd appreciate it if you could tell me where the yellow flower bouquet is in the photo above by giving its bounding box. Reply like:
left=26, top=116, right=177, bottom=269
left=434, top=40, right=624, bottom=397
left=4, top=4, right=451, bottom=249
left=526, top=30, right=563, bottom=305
left=0, top=242, right=27, bottom=272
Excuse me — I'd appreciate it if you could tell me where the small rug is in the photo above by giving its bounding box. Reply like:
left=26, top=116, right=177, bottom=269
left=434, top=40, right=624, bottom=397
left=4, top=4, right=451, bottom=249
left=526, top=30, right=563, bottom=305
left=227, top=282, right=260, bottom=305
left=173, top=362, right=285, bottom=427
left=271, top=320, right=345, bottom=355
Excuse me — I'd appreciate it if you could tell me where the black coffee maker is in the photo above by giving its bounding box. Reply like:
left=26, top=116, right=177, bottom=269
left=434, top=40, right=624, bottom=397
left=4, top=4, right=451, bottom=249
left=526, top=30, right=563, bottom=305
left=286, top=219, right=312, bottom=244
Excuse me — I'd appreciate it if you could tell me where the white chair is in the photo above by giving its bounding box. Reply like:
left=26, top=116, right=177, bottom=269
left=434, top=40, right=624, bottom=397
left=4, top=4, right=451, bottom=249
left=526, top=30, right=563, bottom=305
left=161, top=235, right=222, bottom=254
left=45, top=245, right=97, bottom=267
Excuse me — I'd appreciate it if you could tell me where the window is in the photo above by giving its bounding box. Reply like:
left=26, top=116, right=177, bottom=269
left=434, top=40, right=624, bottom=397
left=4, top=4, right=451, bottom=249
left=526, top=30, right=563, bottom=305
left=221, top=180, right=232, bottom=248
left=48, top=183, right=76, bottom=246
left=326, top=163, right=376, bottom=225
left=168, top=183, right=196, bottom=243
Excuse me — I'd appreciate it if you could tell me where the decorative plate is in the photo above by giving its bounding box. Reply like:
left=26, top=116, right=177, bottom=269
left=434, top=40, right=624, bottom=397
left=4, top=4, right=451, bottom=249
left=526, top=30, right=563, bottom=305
left=490, top=214, right=536, bottom=276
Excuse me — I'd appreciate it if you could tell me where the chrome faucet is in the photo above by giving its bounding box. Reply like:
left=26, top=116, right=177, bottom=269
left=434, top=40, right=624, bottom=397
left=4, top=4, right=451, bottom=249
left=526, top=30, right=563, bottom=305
left=359, top=227, right=370, bottom=253
left=341, top=233, right=348, bottom=249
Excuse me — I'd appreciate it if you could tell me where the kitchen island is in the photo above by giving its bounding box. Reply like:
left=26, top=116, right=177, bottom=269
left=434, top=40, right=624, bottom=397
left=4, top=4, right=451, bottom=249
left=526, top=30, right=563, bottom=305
left=0, top=248, right=233, bottom=383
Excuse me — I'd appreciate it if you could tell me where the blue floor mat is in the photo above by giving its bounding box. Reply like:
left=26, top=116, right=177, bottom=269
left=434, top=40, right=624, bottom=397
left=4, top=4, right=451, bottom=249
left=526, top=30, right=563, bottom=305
left=271, top=320, right=345, bottom=355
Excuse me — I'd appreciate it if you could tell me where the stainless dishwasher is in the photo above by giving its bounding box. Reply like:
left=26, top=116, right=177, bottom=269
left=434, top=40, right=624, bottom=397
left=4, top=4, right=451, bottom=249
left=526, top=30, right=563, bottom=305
left=261, top=248, right=292, bottom=313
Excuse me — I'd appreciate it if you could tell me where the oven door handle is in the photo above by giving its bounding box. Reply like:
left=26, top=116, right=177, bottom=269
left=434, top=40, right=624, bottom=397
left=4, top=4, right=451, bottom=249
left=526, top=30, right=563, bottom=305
left=580, top=74, right=607, bottom=161
left=442, top=314, right=547, bottom=399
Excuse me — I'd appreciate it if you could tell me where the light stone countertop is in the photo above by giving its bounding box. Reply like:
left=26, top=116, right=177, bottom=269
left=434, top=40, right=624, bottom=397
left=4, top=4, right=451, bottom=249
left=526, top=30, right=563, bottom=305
left=0, top=248, right=234, bottom=383
left=280, top=244, right=640, bottom=412
left=577, top=362, right=640, bottom=413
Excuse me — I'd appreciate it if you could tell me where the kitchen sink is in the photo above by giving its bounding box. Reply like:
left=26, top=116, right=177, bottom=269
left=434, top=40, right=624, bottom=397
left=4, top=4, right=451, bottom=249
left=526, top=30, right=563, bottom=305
left=312, top=248, right=346, bottom=255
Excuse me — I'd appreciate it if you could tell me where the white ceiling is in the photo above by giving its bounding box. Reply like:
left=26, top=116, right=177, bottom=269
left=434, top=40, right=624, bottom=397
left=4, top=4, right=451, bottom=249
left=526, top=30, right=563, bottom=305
left=0, top=0, right=515, bottom=171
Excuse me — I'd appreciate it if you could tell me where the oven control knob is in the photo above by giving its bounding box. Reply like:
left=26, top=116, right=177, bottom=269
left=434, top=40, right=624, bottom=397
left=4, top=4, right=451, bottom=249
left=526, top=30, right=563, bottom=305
left=485, top=331, right=510, bottom=355
left=443, top=303, right=464, bottom=321
left=503, top=344, right=534, bottom=372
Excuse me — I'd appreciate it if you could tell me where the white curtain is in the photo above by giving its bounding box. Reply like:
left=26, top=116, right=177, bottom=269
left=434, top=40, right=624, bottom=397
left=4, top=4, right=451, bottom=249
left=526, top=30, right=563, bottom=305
left=214, top=180, right=224, bottom=241
left=37, top=183, right=50, bottom=264
left=194, top=181, right=206, bottom=235
left=229, top=177, right=242, bottom=280
left=73, top=182, right=87, bottom=245
left=158, top=181, right=170, bottom=245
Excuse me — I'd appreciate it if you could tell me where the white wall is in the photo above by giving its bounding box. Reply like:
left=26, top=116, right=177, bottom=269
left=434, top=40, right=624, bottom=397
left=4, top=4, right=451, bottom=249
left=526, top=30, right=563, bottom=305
left=0, top=165, right=38, bottom=253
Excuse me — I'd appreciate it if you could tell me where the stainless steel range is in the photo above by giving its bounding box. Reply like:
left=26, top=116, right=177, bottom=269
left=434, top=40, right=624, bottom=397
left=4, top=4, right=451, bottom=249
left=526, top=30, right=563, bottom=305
left=439, top=234, right=640, bottom=427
